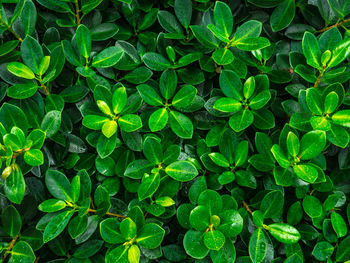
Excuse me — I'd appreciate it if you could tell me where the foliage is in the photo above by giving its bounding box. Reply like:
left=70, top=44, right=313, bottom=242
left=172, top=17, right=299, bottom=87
left=0, top=0, right=350, bottom=262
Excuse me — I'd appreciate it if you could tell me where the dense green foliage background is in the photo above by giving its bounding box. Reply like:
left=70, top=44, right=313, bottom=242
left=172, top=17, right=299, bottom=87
left=0, top=0, right=350, bottom=262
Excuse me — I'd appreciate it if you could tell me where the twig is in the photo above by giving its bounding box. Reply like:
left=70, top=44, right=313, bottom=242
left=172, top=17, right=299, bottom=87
left=74, top=0, right=81, bottom=26
left=3, top=235, right=19, bottom=261
left=0, top=17, right=23, bottom=42
left=41, top=84, right=50, bottom=95
left=87, top=208, right=126, bottom=218
left=242, top=200, right=253, bottom=215
left=317, top=18, right=350, bottom=34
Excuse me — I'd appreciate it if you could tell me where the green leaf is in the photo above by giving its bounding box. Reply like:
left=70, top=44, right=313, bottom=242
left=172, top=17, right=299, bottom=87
left=112, top=86, right=127, bottom=114
left=165, top=160, right=198, bottom=182
left=82, top=115, right=109, bottom=130
left=118, top=114, right=142, bottom=132
left=302, top=195, right=322, bottom=218
left=142, top=52, right=171, bottom=71
left=336, top=236, right=350, bottom=262
left=21, top=35, right=43, bottom=75
left=128, top=245, right=140, bottom=263
left=243, top=76, right=255, bottom=99
left=137, top=84, right=163, bottom=106
left=213, top=1, right=233, bottom=39
left=10, top=241, right=36, bottom=263
left=62, top=40, right=82, bottom=66
left=125, top=159, right=153, bottom=179
left=138, top=172, right=160, bottom=201
left=45, top=170, right=72, bottom=201
left=143, top=136, right=162, bottom=164
left=120, top=218, right=137, bottom=240
left=249, top=227, right=267, bottom=263
left=24, top=149, right=44, bottom=166
left=0, top=40, right=19, bottom=56
left=208, top=152, right=230, bottom=167
left=328, top=38, right=350, bottom=67
left=312, top=241, right=334, bottom=261
left=260, top=190, right=284, bottom=219
left=219, top=70, right=243, bottom=100
left=293, top=164, right=318, bottom=183
left=217, top=210, right=243, bottom=237
left=2, top=205, right=22, bottom=237
left=157, top=10, right=183, bottom=34
left=332, top=110, right=350, bottom=127
left=76, top=24, right=91, bottom=59
left=155, top=196, right=175, bottom=207
left=4, top=133, right=22, bottom=151
left=287, top=132, right=300, bottom=157
left=228, top=110, right=254, bottom=132
left=7, top=62, right=35, bottom=79
left=235, top=140, right=249, bottom=167
left=271, top=144, right=290, bottom=168
left=168, top=110, right=193, bottom=139
left=213, top=97, right=241, bottom=113
left=203, top=230, right=225, bottom=251
left=183, top=230, right=209, bottom=259
left=174, top=0, right=192, bottom=29
left=249, top=90, right=271, bottom=110
left=234, top=37, right=271, bottom=51
left=172, top=85, right=197, bottom=109
left=102, top=120, right=118, bottom=138
left=266, top=223, right=301, bottom=244
left=212, top=48, right=234, bottom=65
left=36, top=0, right=71, bottom=13
left=123, top=66, right=152, bottom=84
left=299, top=130, right=326, bottom=160
left=7, top=83, right=38, bottom=99
left=4, top=165, right=25, bottom=204
left=38, top=199, right=66, bottom=212
left=189, top=205, right=210, bottom=231
left=92, top=46, right=124, bottom=68
left=43, top=210, right=74, bottom=243
left=235, top=19, right=262, bottom=39
left=331, top=212, right=347, bottom=238
left=302, top=32, right=321, bottom=69
left=306, top=88, right=323, bottom=115
left=149, top=108, right=168, bottom=132
left=190, top=25, right=219, bottom=48
left=198, top=189, right=223, bottom=216
left=41, top=110, right=61, bottom=137
left=270, top=0, right=295, bottom=32
left=81, top=0, right=103, bottom=14
left=100, top=218, right=125, bottom=244
left=136, top=223, right=165, bottom=249
left=106, top=245, right=129, bottom=263
left=324, top=91, right=339, bottom=114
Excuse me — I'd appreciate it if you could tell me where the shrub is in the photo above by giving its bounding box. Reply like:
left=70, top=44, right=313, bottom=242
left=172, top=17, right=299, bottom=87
left=0, top=0, right=350, bottom=262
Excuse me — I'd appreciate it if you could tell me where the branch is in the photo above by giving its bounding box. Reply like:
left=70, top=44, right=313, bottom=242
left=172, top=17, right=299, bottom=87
left=87, top=208, right=126, bottom=219
left=74, top=0, right=81, bottom=26
left=242, top=200, right=253, bottom=215
left=3, top=235, right=19, bottom=261
left=41, top=84, right=50, bottom=95
left=317, top=18, right=350, bottom=34
left=0, top=17, right=23, bottom=42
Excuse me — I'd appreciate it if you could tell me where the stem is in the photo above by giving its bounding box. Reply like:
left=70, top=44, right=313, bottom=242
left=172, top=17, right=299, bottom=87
left=317, top=18, right=350, bottom=34
left=3, top=235, right=19, bottom=261
left=0, top=16, right=23, bottom=42
left=41, top=84, right=50, bottom=95
left=314, top=68, right=325, bottom=88
left=87, top=208, right=126, bottom=219
left=242, top=200, right=253, bottom=215
left=74, top=0, right=81, bottom=26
